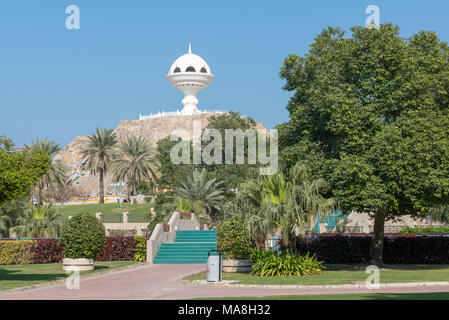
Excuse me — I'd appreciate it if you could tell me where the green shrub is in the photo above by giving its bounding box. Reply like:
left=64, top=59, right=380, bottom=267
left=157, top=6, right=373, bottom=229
left=217, top=217, right=254, bottom=259
left=251, top=250, right=324, bottom=277
left=61, top=214, right=106, bottom=259
left=133, top=236, right=147, bottom=262
left=0, top=240, right=34, bottom=265
left=249, top=247, right=276, bottom=264
left=399, top=226, right=449, bottom=234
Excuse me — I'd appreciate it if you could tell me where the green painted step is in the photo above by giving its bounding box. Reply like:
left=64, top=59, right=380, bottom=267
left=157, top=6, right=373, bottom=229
left=157, top=254, right=213, bottom=257
left=153, top=230, right=217, bottom=264
left=178, top=230, right=216, bottom=233
left=175, top=236, right=216, bottom=238
left=175, top=238, right=216, bottom=240
left=158, top=246, right=216, bottom=249
left=175, top=240, right=216, bottom=242
left=160, top=244, right=216, bottom=247
left=153, top=258, right=208, bottom=264
left=176, top=234, right=216, bottom=237
left=161, top=242, right=215, bottom=245
left=157, top=251, right=214, bottom=254
left=158, top=248, right=216, bottom=252
left=156, top=256, right=212, bottom=260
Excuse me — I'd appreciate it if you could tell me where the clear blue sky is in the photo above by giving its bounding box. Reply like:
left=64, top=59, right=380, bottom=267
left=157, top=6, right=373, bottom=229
left=1, top=0, right=449, bottom=147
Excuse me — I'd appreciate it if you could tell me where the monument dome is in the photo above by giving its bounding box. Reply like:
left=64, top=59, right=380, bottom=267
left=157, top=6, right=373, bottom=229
left=165, top=42, right=215, bottom=114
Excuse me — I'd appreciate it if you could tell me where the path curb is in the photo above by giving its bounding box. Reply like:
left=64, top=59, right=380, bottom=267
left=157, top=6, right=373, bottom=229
left=182, top=280, right=449, bottom=289
left=0, top=262, right=152, bottom=295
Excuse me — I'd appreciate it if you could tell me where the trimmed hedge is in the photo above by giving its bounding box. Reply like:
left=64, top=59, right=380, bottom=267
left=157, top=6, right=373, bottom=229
left=294, top=234, right=449, bottom=264
left=0, top=236, right=147, bottom=265
left=399, top=226, right=449, bottom=234
left=0, top=240, right=34, bottom=265
left=133, top=236, right=147, bottom=262
left=97, top=236, right=136, bottom=261
left=31, top=239, right=63, bottom=264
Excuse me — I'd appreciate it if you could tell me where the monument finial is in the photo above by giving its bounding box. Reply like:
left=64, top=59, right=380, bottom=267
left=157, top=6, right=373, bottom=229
left=188, top=41, right=192, bottom=54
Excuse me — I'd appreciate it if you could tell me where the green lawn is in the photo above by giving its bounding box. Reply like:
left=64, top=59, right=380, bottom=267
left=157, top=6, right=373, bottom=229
left=185, top=264, right=449, bottom=285
left=55, top=202, right=153, bottom=219
left=0, top=261, right=138, bottom=291
left=195, top=292, right=449, bottom=300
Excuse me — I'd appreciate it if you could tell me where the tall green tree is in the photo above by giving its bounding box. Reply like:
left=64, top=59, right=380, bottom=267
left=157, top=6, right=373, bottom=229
left=111, top=136, right=160, bottom=196
left=0, top=136, right=50, bottom=206
left=156, top=136, right=193, bottom=187
left=26, top=138, right=68, bottom=204
left=204, top=111, right=259, bottom=190
left=81, top=128, right=118, bottom=203
left=278, top=24, right=449, bottom=265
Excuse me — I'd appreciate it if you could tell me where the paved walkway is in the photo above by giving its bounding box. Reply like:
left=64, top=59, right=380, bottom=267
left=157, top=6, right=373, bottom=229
left=2, top=264, right=449, bottom=300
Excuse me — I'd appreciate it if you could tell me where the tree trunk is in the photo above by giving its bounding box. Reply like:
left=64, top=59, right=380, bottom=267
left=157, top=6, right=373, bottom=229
left=133, top=176, right=137, bottom=196
left=38, top=181, right=44, bottom=205
left=369, top=208, right=386, bottom=266
left=99, top=167, right=105, bottom=204
left=38, top=188, right=43, bottom=206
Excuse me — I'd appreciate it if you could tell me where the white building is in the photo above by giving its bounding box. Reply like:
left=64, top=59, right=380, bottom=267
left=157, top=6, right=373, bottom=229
left=139, top=43, right=224, bottom=120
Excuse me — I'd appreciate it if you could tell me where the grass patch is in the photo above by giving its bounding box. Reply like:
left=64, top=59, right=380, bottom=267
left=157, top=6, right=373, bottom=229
left=0, top=261, right=138, bottom=291
left=194, top=292, right=449, bottom=300
left=55, top=203, right=153, bottom=219
left=185, top=264, right=449, bottom=285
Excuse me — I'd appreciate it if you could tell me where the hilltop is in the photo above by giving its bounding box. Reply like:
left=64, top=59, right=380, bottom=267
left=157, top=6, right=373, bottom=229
left=55, top=112, right=269, bottom=193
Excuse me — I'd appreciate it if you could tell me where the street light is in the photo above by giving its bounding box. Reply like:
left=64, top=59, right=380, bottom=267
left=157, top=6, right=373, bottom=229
left=112, top=181, right=124, bottom=212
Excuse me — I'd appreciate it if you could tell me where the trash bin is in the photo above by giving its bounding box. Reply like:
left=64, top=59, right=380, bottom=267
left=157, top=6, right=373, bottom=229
left=207, top=249, right=224, bottom=282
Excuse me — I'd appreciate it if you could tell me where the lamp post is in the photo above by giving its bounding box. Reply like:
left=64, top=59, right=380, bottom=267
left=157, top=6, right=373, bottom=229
left=112, top=182, right=124, bottom=212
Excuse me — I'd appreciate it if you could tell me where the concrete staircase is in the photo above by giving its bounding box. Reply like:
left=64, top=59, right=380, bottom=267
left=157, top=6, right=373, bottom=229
left=153, top=230, right=217, bottom=264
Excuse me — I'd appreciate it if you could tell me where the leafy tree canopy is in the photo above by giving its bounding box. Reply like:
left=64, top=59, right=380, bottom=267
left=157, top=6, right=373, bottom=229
left=0, top=137, right=51, bottom=205
left=277, top=24, right=449, bottom=264
left=156, top=136, right=193, bottom=187
left=204, top=111, right=259, bottom=190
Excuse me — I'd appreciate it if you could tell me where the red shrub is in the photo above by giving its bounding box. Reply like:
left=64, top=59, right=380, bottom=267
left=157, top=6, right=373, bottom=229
left=31, top=239, right=63, bottom=264
left=96, top=236, right=136, bottom=261
left=292, top=234, right=449, bottom=264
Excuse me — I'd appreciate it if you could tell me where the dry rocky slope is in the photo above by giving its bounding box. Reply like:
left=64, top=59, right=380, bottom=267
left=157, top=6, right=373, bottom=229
left=55, top=112, right=269, bottom=193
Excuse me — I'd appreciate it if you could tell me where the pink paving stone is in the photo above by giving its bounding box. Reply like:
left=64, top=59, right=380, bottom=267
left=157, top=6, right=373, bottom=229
left=1, top=264, right=449, bottom=300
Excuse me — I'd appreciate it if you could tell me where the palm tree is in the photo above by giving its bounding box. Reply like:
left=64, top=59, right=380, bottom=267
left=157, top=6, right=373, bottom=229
left=227, top=163, right=336, bottom=251
left=175, top=168, right=225, bottom=221
left=81, top=128, right=118, bottom=203
left=289, top=164, right=336, bottom=232
left=26, top=138, right=68, bottom=204
left=224, top=179, right=268, bottom=245
left=267, top=163, right=336, bottom=250
left=260, top=172, right=294, bottom=249
left=11, top=204, right=61, bottom=237
left=111, top=136, right=159, bottom=196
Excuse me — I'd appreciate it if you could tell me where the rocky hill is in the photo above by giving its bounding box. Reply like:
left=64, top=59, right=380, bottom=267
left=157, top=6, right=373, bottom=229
left=55, top=112, right=269, bottom=194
